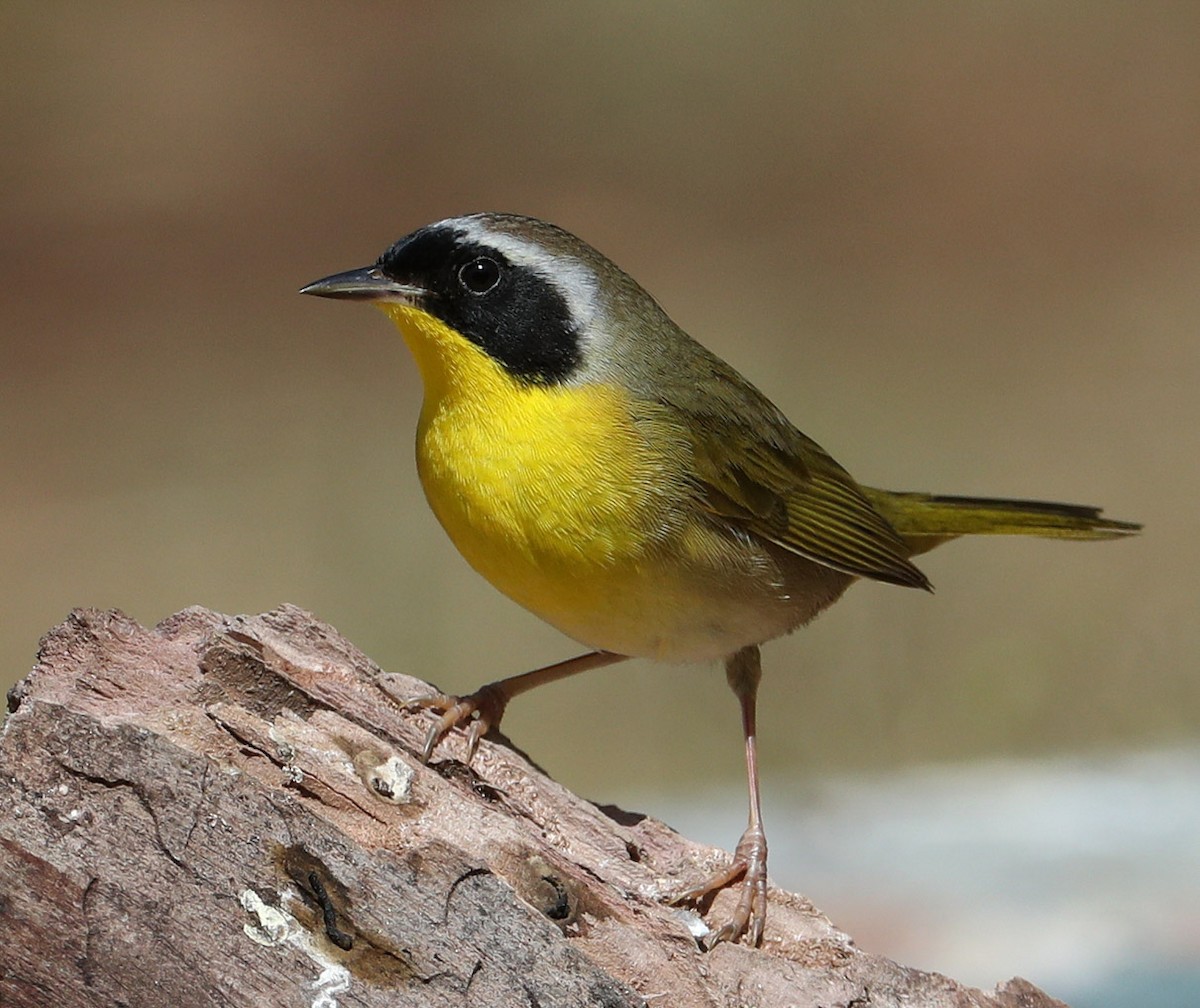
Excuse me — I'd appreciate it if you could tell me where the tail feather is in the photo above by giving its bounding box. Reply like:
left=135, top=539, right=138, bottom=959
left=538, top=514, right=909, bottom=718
left=866, top=489, right=1142, bottom=547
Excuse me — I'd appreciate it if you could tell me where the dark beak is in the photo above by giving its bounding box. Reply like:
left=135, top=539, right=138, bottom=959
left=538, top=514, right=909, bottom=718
left=299, top=266, right=427, bottom=303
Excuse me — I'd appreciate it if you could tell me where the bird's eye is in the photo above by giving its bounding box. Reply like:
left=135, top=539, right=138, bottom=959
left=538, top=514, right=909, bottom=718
left=457, top=257, right=502, bottom=295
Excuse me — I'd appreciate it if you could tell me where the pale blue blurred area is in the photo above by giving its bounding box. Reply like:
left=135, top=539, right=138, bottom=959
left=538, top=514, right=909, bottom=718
left=646, top=748, right=1200, bottom=1007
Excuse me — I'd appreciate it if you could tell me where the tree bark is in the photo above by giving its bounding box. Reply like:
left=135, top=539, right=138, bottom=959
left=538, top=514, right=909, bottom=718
left=0, top=605, right=1066, bottom=1007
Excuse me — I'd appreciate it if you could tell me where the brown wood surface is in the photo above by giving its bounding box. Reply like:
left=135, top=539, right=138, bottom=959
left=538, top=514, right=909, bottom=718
left=0, top=606, right=1066, bottom=1007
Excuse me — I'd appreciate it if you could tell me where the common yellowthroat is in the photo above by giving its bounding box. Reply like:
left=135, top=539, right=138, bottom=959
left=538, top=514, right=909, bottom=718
left=302, top=213, right=1139, bottom=946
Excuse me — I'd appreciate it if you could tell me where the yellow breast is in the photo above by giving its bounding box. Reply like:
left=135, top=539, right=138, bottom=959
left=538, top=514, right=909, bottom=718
left=381, top=304, right=693, bottom=647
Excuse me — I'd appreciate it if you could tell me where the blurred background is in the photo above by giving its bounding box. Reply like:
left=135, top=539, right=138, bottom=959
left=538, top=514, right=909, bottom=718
left=2, top=4, right=1196, bottom=1004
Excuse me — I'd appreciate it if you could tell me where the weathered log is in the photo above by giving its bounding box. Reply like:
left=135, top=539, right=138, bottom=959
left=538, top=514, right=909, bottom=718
left=0, top=606, right=1065, bottom=1007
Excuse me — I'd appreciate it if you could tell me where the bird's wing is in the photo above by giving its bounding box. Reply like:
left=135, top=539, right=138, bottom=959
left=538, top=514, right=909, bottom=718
left=672, top=391, right=931, bottom=590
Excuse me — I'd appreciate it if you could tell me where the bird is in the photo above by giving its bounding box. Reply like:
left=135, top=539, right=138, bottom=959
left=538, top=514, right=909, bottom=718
left=301, top=212, right=1140, bottom=947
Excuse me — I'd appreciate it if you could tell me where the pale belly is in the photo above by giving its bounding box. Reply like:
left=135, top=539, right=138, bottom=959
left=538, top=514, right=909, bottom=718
left=449, top=538, right=850, bottom=662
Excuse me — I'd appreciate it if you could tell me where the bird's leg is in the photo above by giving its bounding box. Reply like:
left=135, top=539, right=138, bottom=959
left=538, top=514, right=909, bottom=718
left=675, top=644, right=769, bottom=946
left=407, top=650, right=628, bottom=763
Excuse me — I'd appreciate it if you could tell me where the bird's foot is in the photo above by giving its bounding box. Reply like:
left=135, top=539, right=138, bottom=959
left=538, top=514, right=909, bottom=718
left=673, top=826, right=768, bottom=947
left=404, top=682, right=510, bottom=763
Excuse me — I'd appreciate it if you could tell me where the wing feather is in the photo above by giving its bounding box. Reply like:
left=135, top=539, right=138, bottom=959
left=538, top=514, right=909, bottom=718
left=677, top=396, right=930, bottom=590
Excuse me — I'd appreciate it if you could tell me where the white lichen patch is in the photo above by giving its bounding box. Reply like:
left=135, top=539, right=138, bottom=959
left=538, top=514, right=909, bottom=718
left=239, top=888, right=352, bottom=1008
left=670, top=905, right=712, bottom=941
left=268, top=723, right=299, bottom=768
left=240, top=888, right=291, bottom=946
left=357, top=753, right=414, bottom=804
left=310, top=963, right=352, bottom=1008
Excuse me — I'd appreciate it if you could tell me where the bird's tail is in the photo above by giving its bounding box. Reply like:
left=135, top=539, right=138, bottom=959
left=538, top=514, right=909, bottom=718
left=865, top=489, right=1141, bottom=555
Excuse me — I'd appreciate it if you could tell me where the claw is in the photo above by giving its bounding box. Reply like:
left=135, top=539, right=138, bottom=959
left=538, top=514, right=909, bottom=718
left=673, top=826, right=768, bottom=947
left=403, top=683, right=510, bottom=763
left=397, top=651, right=626, bottom=766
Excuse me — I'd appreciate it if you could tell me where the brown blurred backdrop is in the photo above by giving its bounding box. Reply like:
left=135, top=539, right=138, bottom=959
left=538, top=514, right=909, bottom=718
left=2, top=4, right=1194, bottom=806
